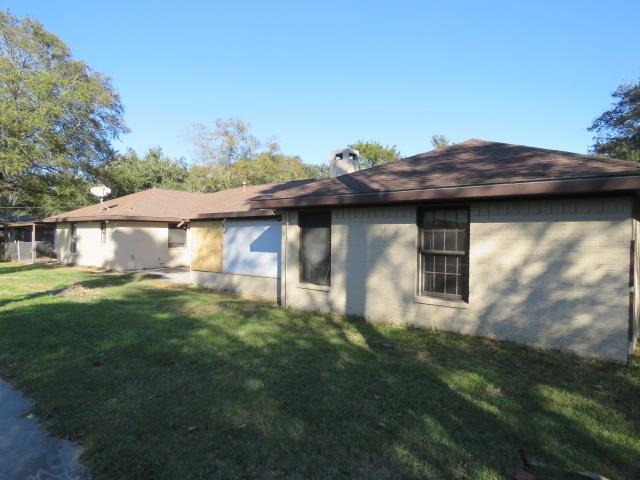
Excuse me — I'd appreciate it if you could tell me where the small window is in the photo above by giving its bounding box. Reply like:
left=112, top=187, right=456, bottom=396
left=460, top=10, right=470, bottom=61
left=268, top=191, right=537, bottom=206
left=71, top=224, right=78, bottom=254
left=418, top=207, right=469, bottom=300
left=168, top=223, right=187, bottom=248
left=299, top=211, right=331, bottom=286
left=100, top=221, right=107, bottom=245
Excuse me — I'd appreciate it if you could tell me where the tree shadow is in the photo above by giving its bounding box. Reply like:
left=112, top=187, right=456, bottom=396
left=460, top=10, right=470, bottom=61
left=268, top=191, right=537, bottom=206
left=280, top=195, right=639, bottom=479
left=0, top=269, right=161, bottom=308
left=0, top=267, right=638, bottom=479
left=0, top=262, right=56, bottom=275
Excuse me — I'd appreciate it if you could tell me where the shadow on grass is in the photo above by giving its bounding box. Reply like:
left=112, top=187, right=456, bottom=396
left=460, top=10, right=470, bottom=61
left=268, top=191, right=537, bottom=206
left=0, top=262, right=58, bottom=275
left=0, top=270, right=163, bottom=308
left=0, top=266, right=638, bottom=479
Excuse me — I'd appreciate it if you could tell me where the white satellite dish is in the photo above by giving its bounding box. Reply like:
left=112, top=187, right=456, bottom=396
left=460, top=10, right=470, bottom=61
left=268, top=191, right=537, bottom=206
left=90, top=185, right=111, bottom=210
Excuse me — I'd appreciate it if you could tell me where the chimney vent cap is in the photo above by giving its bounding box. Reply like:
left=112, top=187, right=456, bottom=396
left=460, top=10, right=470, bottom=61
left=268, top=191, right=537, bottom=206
left=329, top=147, right=361, bottom=178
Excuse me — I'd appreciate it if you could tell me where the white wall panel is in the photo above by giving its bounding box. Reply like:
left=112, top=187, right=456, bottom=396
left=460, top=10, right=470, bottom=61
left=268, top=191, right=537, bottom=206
left=223, top=219, right=280, bottom=278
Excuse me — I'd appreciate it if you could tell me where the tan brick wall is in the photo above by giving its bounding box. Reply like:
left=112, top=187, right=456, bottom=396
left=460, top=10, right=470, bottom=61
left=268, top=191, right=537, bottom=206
left=282, top=197, right=633, bottom=361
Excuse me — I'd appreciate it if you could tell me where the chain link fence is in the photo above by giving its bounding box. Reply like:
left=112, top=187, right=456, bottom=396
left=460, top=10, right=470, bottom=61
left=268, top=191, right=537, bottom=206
left=0, top=241, right=55, bottom=262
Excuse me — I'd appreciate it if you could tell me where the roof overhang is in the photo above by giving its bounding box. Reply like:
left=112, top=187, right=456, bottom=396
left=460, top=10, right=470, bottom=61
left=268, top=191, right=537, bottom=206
left=1, top=221, right=48, bottom=227
left=251, top=175, right=640, bottom=209
left=189, top=209, right=277, bottom=221
left=41, top=215, right=186, bottom=224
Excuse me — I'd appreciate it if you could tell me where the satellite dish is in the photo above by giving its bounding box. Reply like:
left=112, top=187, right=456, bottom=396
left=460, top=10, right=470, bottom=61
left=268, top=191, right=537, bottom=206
left=90, top=185, right=111, bottom=210
left=90, top=185, right=111, bottom=198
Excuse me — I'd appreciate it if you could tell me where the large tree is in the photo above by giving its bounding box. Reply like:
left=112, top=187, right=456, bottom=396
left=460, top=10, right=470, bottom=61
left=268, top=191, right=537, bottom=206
left=349, top=140, right=401, bottom=168
left=232, top=150, right=326, bottom=186
left=186, top=118, right=259, bottom=190
left=0, top=11, right=127, bottom=215
left=589, top=80, right=640, bottom=162
left=103, top=147, right=189, bottom=197
left=187, top=118, right=325, bottom=190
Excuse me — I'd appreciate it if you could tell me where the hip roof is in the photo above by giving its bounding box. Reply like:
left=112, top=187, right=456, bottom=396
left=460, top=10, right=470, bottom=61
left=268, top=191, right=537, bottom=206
left=251, top=140, right=640, bottom=208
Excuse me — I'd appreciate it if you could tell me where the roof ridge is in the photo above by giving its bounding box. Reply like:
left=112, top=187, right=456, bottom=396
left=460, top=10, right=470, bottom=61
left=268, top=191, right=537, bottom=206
left=470, top=139, right=640, bottom=169
left=397, top=139, right=640, bottom=170
left=454, top=138, right=490, bottom=145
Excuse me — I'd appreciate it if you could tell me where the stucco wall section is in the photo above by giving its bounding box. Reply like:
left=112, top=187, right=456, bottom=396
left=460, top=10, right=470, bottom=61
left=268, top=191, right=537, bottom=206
left=76, top=222, right=107, bottom=267
left=282, top=197, right=633, bottom=361
left=54, top=223, right=72, bottom=263
left=55, top=221, right=190, bottom=270
left=191, top=270, right=278, bottom=301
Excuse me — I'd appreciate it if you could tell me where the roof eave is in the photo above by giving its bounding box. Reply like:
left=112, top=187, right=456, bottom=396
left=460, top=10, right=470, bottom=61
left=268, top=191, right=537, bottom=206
left=41, top=215, right=186, bottom=224
left=189, top=209, right=277, bottom=221
left=2, top=221, right=47, bottom=227
left=250, top=175, right=640, bottom=209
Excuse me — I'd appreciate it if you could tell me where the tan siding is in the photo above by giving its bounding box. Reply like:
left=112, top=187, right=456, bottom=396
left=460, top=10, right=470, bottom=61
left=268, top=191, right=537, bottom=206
left=283, top=197, right=633, bottom=361
left=191, top=221, right=223, bottom=272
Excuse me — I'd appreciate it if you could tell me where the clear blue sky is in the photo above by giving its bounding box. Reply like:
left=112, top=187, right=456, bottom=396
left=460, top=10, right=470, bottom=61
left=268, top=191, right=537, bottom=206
left=5, top=1, right=639, bottom=165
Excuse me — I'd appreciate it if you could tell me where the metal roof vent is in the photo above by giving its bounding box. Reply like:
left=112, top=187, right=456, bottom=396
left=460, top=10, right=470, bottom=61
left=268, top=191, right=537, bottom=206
left=329, top=147, right=360, bottom=178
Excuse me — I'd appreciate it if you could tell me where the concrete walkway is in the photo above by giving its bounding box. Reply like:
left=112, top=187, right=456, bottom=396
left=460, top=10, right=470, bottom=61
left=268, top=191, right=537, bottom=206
left=146, top=267, right=192, bottom=285
left=0, top=379, right=87, bottom=480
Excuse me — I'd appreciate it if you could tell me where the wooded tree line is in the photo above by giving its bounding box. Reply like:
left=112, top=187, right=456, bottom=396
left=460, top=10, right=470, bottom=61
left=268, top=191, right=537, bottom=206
left=0, top=12, right=405, bottom=216
left=1, top=11, right=638, bottom=216
left=104, top=119, right=331, bottom=199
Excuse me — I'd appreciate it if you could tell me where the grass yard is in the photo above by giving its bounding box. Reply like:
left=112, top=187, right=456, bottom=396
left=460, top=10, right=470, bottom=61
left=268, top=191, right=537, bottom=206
left=0, top=263, right=638, bottom=479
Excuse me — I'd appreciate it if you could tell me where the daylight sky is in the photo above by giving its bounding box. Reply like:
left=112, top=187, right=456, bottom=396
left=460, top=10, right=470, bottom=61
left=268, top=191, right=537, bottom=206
left=5, top=1, right=639, bottom=165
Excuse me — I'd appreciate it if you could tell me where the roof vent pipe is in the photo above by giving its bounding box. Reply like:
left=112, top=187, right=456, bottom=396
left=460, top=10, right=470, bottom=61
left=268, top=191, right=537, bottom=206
left=329, top=148, right=360, bottom=178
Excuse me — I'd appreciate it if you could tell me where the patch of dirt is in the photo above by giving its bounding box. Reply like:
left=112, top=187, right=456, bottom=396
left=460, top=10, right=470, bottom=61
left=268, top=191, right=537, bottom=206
left=171, top=303, right=222, bottom=315
left=193, top=303, right=225, bottom=313
left=145, top=278, right=189, bottom=289
left=57, top=283, right=100, bottom=301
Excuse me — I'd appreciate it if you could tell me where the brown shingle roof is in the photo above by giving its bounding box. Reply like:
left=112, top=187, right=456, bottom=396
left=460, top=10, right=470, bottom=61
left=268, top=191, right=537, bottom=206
left=251, top=140, right=640, bottom=208
left=189, top=180, right=314, bottom=220
left=43, top=180, right=313, bottom=223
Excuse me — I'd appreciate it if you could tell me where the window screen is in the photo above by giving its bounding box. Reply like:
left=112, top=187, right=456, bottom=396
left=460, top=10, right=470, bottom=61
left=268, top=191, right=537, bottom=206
left=168, top=223, right=187, bottom=248
left=71, top=224, right=77, bottom=254
left=418, top=207, right=469, bottom=300
left=299, top=211, right=331, bottom=286
left=100, top=221, right=107, bottom=245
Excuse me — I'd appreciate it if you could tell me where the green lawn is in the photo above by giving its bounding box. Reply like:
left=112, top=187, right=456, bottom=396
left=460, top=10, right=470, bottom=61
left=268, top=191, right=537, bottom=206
left=0, top=263, right=638, bottom=479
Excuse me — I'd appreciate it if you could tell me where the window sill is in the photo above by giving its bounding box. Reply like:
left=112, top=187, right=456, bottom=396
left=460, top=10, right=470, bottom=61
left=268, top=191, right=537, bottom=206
left=413, top=295, right=468, bottom=309
left=297, top=283, right=330, bottom=292
left=168, top=246, right=187, bottom=250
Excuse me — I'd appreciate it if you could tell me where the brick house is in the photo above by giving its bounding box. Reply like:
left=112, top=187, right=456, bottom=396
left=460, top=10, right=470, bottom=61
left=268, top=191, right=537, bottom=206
left=252, top=140, right=640, bottom=362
